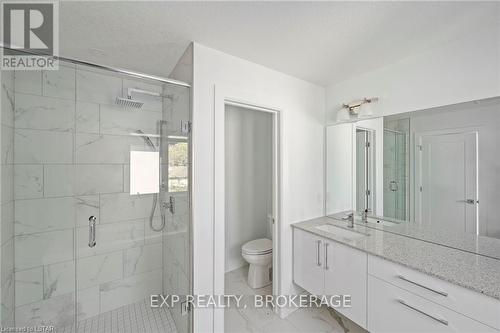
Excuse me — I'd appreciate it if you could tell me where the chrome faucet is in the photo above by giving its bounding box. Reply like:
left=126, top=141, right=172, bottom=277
left=343, top=213, right=354, bottom=228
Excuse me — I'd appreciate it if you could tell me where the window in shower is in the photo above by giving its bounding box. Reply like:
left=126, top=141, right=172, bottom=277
left=168, top=140, right=188, bottom=193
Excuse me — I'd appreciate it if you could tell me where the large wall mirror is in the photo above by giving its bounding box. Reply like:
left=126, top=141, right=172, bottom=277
left=326, top=97, right=500, bottom=251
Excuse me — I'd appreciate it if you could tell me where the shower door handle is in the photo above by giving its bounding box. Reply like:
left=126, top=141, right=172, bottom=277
left=88, top=216, right=96, bottom=248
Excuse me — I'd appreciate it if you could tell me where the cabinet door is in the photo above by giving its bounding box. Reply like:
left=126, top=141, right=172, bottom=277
left=293, top=229, right=324, bottom=295
left=324, top=240, right=367, bottom=328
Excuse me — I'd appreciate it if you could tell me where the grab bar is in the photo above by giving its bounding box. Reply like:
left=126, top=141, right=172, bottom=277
left=316, top=240, right=322, bottom=266
left=88, top=216, right=96, bottom=248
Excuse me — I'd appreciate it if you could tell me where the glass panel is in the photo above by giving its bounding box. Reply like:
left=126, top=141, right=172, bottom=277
left=1, top=70, right=15, bottom=328
left=1, top=60, right=191, bottom=332
left=383, top=118, right=409, bottom=221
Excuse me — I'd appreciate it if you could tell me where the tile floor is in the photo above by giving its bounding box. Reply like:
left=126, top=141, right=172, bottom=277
left=225, top=266, right=366, bottom=333
left=58, top=298, right=178, bottom=333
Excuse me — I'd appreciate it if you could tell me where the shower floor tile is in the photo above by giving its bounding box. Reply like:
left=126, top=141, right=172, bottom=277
left=58, top=298, right=177, bottom=333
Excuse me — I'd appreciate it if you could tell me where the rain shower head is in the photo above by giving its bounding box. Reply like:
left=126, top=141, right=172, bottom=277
left=116, top=87, right=161, bottom=109
left=116, top=96, right=144, bottom=109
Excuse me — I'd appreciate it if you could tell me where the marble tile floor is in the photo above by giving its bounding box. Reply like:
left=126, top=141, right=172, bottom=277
left=57, top=298, right=177, bottom=333
left=225, top=266, right=367, bottom=333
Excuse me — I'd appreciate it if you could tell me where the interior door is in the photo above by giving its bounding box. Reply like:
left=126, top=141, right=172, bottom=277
left=416, top=131, right=478, bottom=234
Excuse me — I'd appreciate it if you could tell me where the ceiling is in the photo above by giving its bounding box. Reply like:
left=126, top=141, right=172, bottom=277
left=60, top=1, right=499, bottom=86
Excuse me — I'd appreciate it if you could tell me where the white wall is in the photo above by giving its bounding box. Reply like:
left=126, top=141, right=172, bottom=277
left=169, top=43, right=193, bottom=84
left=325, top=123, right=353, bottom=215
left=326, top=23, right=500, bottom=123
left=192, top=43, right=325, bottom=331
left=325, top=118, right=384, bottom=216
left=225, top=105, right=272, bottom=273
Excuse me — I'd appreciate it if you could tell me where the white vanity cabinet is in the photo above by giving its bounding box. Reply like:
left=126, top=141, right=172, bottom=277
left=293, top=228, right=326, bottom=295
left=368, top=255, right=500, bottom=332
left=368, top=275, right=497, bottom=333
left=293, top=228, right=367, bottom=328
left=324, top=239, right=367, bottom=326
left=293, top=226, right=500, bottom=332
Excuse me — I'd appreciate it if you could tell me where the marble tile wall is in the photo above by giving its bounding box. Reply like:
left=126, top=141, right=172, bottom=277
left=1, top=70, right=15, bottom=327
left=10, top=63, right=191, bottom=329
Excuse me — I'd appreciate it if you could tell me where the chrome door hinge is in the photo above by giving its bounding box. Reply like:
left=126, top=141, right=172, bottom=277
left=417, top=145, right=422, bottom=151
left=366, top=141, right=370, bottom=148
left=181, top=120, right=192, bottom=134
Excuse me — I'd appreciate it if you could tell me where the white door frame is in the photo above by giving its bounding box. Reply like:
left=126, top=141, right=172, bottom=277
left=413, top=127, right=479, bottom=232
left=214, top=85, right=282, bottom=332
left=353, top=127, right=376, bottom=213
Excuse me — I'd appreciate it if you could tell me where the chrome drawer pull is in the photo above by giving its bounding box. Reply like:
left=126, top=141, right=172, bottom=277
left=316, top=240, right=322, bottom=266
left=397, top=299, right=449, bottom=326
left=324, top=243, right=329, bottom=270
left=88, top=216, right=97, bottom=248
left=397, top=275, right=448, bottom=297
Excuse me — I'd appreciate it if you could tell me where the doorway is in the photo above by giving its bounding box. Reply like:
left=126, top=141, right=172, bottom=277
left=355, top=129, right=374, bottom=213
left=221, top=101, right=279, bottom=332
left=415, top=130, right=478, bottom=234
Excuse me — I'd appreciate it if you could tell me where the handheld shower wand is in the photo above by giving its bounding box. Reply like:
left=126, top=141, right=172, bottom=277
left=135, top=128, right=166, bottom=232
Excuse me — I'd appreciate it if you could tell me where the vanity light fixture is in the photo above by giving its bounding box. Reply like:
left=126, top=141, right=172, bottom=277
left=337, top=97, right=379, bottom=122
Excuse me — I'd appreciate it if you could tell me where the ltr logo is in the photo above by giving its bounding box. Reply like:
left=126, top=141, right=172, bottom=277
left=2, top=2, right=55, bottom=55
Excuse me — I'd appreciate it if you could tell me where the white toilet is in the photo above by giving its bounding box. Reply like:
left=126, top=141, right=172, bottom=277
left=241, top=238, right=272, bottom=288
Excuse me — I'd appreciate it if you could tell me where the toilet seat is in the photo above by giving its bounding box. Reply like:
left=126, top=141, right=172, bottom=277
left=242, top=238, right=272, bottom=255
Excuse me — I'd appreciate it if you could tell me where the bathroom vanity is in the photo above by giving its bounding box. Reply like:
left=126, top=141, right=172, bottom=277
left=292, top=217, right=500, bottom=332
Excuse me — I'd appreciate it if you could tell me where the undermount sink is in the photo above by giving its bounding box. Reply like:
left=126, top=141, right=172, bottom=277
left=315, top=224, right=368, bottom=240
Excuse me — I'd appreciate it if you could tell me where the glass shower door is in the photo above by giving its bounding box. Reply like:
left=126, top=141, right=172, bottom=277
left=383, top=129, right=408, bottom=220
left=2, top=60, right=191, bottom=332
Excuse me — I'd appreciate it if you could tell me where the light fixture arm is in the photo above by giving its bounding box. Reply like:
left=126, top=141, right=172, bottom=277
left=342, top=97, right=379, bottom=113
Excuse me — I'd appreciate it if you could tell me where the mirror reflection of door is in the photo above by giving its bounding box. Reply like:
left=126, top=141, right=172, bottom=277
left=356, top=129, right=372, bottom=212
left=416, top=131, right=478, bottom=234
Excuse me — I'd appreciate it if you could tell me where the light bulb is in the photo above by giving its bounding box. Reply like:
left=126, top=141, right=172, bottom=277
left=336, top=108, right=350, bottom=122
left=358, top=103, right=374, bottom=118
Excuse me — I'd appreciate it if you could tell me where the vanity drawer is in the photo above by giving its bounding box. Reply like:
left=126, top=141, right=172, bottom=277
left=368, top=255, right=500, bottom=330
left=368, top=276, right=498, bottom=333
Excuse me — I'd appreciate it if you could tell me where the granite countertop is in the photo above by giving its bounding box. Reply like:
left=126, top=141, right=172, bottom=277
left=292, top=216, right=500, bottom=300
left=328, top=211, right=500, bottom=260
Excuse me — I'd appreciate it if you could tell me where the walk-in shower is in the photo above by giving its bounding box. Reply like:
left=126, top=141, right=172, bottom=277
left=0, top=55, right=191, bottom=332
